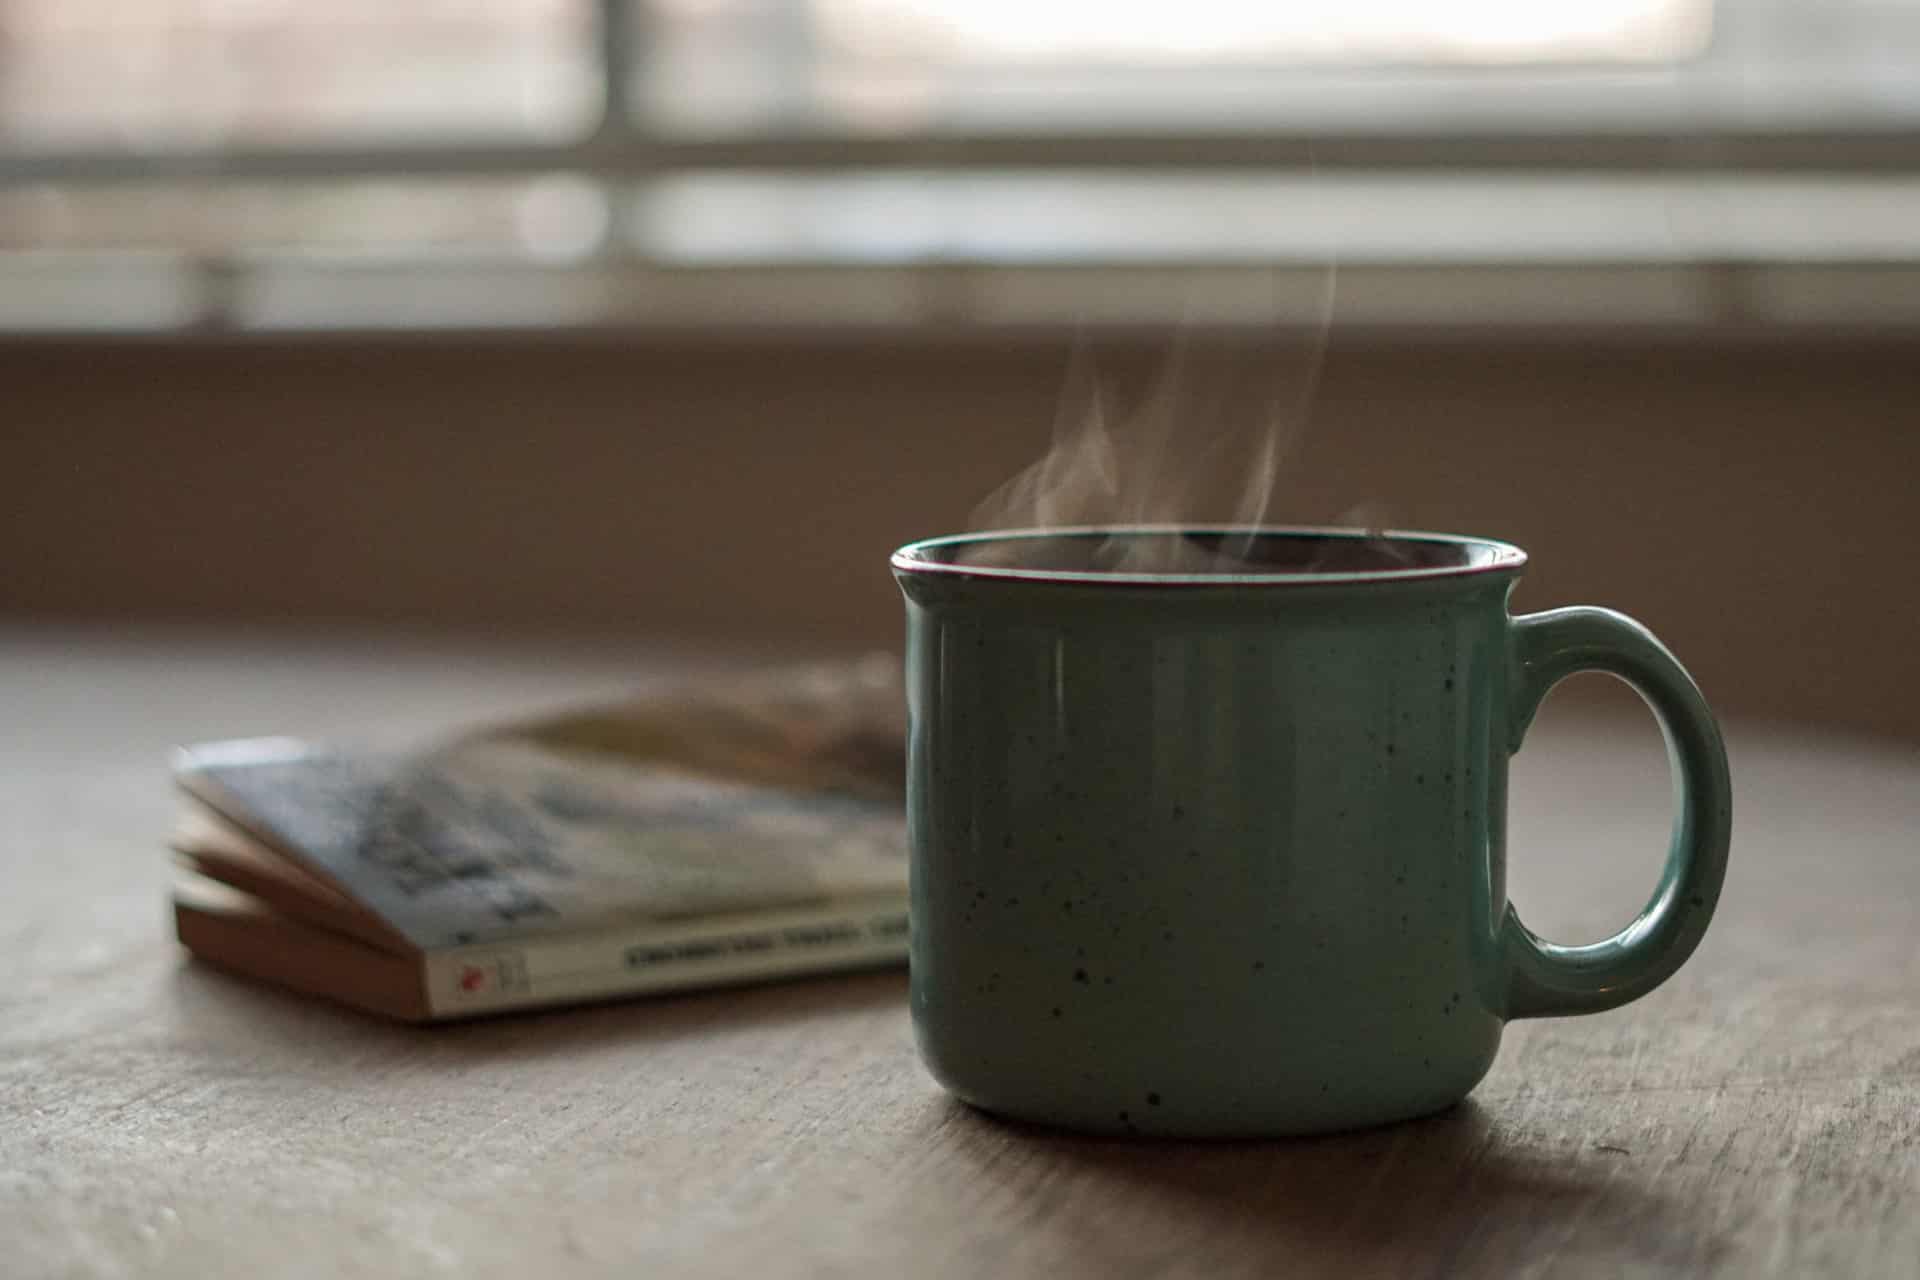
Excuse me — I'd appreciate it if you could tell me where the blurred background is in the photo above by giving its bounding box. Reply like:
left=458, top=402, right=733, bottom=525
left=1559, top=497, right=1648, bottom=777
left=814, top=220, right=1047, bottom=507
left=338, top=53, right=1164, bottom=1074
left=2, top=0, right=1917, bottom=738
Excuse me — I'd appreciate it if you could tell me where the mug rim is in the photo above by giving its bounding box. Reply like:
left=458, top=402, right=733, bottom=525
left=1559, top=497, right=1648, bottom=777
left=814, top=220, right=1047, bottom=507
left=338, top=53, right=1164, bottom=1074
left=890, top=525, right=1528, bottom=587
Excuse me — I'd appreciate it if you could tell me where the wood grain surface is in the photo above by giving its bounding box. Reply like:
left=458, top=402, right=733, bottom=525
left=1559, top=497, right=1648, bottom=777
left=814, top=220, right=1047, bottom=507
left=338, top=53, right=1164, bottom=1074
left=4, top=627, right=1918, bottom=1279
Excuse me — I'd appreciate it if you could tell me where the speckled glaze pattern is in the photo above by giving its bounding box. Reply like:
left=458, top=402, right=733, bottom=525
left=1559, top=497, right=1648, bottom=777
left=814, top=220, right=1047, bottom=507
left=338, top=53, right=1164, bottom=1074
left=893, top=528, right=1731, bottom=1138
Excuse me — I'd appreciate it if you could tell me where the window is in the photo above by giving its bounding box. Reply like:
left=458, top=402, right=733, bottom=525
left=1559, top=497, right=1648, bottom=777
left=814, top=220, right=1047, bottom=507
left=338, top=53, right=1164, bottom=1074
left=1, top=2, right=595, bottom=146
left=3, top=0, right=1918, bottom=332
left=641, top=0, right=1714, bottom=133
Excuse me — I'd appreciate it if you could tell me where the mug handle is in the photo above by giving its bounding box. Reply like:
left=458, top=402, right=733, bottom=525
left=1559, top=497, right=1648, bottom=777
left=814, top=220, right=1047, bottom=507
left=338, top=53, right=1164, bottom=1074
left=1498, top=607, right=1733, bottom=1020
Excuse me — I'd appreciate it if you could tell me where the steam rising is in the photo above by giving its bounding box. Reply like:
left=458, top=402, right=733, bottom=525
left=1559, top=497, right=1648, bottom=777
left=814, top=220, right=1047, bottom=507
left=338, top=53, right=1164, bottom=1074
left=968, top=268, right=1341, bottom=574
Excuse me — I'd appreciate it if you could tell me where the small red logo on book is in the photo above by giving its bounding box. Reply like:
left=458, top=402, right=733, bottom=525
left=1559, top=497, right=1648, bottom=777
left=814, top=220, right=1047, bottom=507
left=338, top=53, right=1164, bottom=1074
left=459, top=965, right=487, bottom=993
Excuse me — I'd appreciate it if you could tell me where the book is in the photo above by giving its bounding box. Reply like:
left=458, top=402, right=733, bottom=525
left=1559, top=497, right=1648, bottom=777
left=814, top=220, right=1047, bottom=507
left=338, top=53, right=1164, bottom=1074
left=169, top=657, right=911, bottom=1021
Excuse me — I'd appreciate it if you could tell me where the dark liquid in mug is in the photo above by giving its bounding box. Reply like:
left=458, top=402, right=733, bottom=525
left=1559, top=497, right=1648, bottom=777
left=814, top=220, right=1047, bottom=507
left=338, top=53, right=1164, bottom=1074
left=946, top=530, right=1466, bottom=576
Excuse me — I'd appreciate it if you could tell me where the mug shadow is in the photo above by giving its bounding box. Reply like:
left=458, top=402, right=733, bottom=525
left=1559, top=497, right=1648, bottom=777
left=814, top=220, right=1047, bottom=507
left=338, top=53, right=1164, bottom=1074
left=170, top=961, right=1720, bottom=1273
left=930, top=1095, right=1723, bottom=1276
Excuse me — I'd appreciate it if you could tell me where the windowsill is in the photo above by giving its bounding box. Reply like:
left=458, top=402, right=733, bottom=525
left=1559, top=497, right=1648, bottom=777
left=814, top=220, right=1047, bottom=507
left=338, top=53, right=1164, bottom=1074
left=6, top=258, right=1919, bottom=339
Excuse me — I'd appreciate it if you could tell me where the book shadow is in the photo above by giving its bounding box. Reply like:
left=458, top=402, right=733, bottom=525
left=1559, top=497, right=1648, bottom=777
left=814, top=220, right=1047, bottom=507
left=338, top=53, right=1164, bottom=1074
left=927, top=1095, right=1725, bottom=1274
left=173, top=955, right=909, bottom=1058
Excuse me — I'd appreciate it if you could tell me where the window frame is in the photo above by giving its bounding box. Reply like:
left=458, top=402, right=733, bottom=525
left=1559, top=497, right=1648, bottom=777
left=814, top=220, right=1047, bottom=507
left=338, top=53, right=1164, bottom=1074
left=3, top=0, right=1919, bottom=336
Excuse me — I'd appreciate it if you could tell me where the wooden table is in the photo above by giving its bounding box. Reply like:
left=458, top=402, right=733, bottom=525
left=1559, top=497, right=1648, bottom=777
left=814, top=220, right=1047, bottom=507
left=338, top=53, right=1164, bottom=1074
left=5, top=627, right=1918, bottom=1278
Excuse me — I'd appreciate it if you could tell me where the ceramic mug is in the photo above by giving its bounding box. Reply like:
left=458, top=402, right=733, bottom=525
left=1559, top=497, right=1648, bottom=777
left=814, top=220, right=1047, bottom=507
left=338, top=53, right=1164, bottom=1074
left=891, top=527, right=1731, bottom=1137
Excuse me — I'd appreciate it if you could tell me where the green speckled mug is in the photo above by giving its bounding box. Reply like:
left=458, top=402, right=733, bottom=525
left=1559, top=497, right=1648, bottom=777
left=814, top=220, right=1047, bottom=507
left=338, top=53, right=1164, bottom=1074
left=891, top=527, right=1731, bottom=1138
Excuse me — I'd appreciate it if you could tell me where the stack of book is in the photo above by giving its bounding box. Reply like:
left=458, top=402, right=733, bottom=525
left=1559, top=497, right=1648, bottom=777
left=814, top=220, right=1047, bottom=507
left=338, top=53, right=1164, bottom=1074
left=169, top=658, right=909, bottom=1021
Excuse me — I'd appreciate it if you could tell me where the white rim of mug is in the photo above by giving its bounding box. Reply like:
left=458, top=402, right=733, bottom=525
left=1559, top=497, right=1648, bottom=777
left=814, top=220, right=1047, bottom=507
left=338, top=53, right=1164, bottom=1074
left=889, top=525, right=1529, bottom=587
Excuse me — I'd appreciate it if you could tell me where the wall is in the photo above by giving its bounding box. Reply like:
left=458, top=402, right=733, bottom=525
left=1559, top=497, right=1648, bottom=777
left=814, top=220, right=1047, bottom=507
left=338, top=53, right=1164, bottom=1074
left=2, top=333, right=1916, bottom=740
